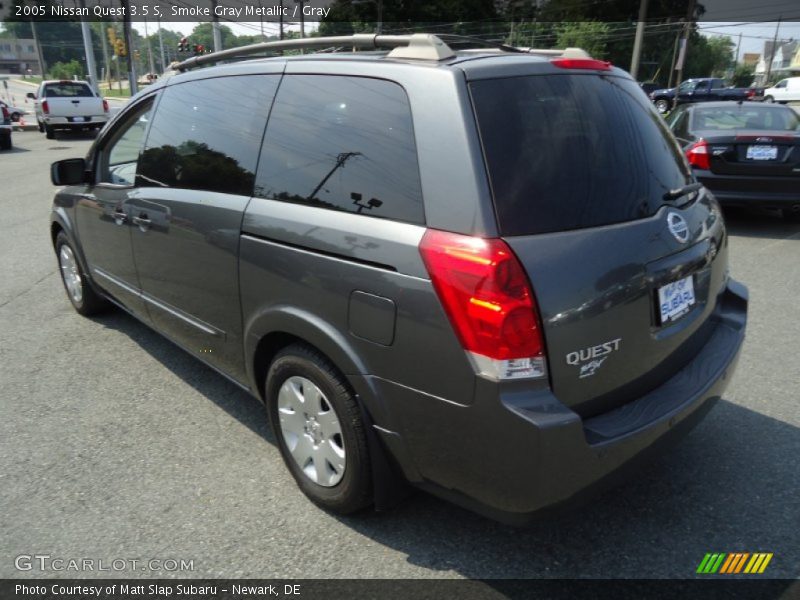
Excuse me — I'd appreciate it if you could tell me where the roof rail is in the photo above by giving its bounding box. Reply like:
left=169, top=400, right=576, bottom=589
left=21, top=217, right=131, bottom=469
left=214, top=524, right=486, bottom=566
left=174, top=33, right=455, bottom=72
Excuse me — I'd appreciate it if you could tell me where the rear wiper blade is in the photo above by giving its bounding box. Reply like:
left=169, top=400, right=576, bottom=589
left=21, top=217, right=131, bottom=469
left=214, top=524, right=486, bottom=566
left=663, top=182, right=703, bottom=201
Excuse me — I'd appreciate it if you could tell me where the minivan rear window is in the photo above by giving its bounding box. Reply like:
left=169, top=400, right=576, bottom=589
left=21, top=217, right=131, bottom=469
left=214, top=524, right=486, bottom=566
left=470, top=74, right=692, bottom=236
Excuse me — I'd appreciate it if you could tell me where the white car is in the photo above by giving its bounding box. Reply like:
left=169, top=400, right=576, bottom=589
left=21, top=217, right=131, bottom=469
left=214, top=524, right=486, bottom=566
left=27, top=80, right=109, bottom=139
left=763, top=77, right=800, bottom=104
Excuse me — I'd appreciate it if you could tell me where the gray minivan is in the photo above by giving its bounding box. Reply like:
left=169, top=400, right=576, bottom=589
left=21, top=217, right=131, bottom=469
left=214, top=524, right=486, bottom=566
left=49, top=34, right=747, bottom=524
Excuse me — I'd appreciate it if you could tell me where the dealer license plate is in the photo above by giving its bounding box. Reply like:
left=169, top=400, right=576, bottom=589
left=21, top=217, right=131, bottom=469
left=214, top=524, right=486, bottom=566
left=658, top=275, right=696, bottom=324
left=746, top=145, right=778, bottom=160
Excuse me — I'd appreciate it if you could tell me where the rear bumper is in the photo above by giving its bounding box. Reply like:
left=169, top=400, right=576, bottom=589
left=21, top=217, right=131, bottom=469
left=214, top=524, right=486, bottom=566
left=697, top=171, right=800, bottom=209
left=360, top=279, right=748, bottom=524
left=43, top=116, right=108, bottom=128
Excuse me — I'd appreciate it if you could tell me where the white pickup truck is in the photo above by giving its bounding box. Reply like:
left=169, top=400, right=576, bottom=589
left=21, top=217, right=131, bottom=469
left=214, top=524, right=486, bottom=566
left=27, top=80, right=109, bottom=139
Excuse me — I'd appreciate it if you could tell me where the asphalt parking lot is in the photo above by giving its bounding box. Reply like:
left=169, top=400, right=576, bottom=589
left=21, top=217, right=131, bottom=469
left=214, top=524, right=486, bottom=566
left=0, top=130, right=798, bottom=580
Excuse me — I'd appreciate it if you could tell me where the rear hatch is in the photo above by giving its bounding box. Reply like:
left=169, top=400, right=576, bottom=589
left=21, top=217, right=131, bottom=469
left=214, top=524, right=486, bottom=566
left=44, top=81, right=104, bottom=118
left=470, top=71, right=729, bottom=417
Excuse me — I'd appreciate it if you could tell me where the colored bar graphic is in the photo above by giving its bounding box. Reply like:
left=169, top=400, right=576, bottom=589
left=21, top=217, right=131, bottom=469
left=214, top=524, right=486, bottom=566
left=699, top=552, right=773, bottom=575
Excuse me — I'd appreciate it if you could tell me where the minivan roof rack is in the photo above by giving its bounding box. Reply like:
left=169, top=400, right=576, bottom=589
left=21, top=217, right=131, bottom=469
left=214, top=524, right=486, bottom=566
left=172, top=32, right=590, bottom=72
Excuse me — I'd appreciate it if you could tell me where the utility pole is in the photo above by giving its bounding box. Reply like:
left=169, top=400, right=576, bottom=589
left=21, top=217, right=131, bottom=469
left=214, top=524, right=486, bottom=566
left=279, top=0, right=285, bottom=40
left=30, top=21, right=47, bottom=77
left=296, top=0, right=307, bottom=38
left=674, top=0, right=695, bottom=99
left=100, top=23, right=111, bottom=88
left=157, top=18, right=166, bottom=72
left=764, top=18, right=782, bottom=85
left=376, top=0, right=383, bottom=34
left=78, top=1, right=100, bottom=94
left=210, top=0, right=223, bottom=52
left=121, top=0, right=137, bottom=95
left=667, top=26, right=680, bottom=88
left=308, top=152, right=361, bottom=202
left=629, top=0, right=649, bottom=80
left=735, top=32, right=742, bottom=65
left=143, top=18, right=156, bottom=76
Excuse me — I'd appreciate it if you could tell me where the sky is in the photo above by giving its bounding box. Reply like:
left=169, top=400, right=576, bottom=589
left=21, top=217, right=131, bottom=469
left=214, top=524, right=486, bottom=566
left=132, top=21, right=800, bottom=62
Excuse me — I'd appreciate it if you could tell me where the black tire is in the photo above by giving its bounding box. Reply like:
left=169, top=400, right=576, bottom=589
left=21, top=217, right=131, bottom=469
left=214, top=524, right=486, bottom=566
left=45, top=124, right=54, bottom=139
left=266, top=343, right=373, bottom=514
left=10, top=112, right=20, bottom=122
left=54, top=232, right=109, bottom=316
left=0, top=134, right=10, bottom=151
left=654, top=98, right=670, bottom=114
left=37, top=120, right=44, bottom=133
left=763, top=95, right=774, bottom=103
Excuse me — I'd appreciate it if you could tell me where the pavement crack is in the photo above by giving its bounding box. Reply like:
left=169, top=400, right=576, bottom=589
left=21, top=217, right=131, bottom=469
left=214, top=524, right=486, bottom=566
left=0, top=270, right=57, bottom=309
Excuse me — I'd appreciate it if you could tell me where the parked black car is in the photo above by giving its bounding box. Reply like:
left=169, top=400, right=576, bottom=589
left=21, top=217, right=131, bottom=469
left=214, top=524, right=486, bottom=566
left=651, top=78, right=758, bottom=113
left=49, top=34, right=748, bottom=524
left=667, top=101, right=800, bottom=220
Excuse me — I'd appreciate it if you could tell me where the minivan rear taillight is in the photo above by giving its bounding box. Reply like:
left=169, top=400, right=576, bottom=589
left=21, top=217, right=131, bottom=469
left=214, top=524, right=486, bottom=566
left=419, top=229, right=547, bottom=380
left=686, top=139, right=710, bottom=170
left=42, top=100, right=49, bottom=115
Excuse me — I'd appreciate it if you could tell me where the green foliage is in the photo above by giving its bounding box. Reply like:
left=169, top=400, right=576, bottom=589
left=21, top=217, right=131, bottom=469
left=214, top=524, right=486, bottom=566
left=555, top=22, right=611, bottom=59
left=683, top=34, right=734, bottom=79
left=48, top=59, right=84, bottom=80
left=731, top=63, right=756, bottom=88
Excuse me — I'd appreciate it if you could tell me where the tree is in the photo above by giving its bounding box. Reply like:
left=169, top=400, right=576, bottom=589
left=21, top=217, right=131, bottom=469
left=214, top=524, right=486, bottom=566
left=555, top=22, right=612, bottom=59
left=49, top=60, right=85, bottom=80
left=731, top=63, right=756, bottom=87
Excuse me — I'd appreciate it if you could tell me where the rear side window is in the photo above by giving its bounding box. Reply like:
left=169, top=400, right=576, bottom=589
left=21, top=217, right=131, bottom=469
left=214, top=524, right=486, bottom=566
left=44, top=82, right=93, bottom=97
left=255, top=75, right=424, bottom=225
left=138, top=75, right=279, bottom=196
left=470, top=74, right=691, bottom=236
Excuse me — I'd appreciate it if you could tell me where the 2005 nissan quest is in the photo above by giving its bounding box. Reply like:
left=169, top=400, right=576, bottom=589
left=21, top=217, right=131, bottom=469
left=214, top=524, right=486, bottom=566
left=49, top=34, right=748, bottom=524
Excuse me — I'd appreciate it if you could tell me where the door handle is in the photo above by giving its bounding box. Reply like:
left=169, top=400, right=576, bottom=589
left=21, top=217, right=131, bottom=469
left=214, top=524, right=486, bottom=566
left=133, top=214, right=151, bottom=231
left=112, top=208, right=127, bottom=225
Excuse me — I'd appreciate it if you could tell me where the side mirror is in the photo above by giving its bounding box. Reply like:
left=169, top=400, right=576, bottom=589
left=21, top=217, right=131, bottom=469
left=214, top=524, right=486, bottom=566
left=26, top=92, right=35, bottom=100
left=51, top=158, right=89, bottom=186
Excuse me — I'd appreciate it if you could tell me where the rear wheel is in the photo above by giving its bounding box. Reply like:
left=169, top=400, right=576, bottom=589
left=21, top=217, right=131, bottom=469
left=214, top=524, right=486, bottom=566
left=654, top=98, right=670, bottom=114
left=45, top=124, right=54, bottom=139
left=266, top=344, right=373, bottom=514
left=37, top=119, right=44, bottom=133
left=10, top=112, right=20, bottom=122
left=55, top=232, right=109, bottom=316
left=0, top=134, right=10, bottom=151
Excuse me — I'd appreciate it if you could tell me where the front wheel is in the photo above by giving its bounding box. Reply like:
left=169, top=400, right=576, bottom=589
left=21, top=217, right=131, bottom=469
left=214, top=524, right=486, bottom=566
left=266, top=344, right=373, bottom=515
left=763, top=95, right=774, bottom=103
left=55, top=232, right=109, bottom=316
left=654, top=98, right=670, bottom=114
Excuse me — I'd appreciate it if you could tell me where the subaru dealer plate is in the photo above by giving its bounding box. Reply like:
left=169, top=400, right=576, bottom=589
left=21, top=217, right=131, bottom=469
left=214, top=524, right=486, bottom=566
left=746, top=145, right=778, bottom=160
left=658, top=275, right=696, bottom=324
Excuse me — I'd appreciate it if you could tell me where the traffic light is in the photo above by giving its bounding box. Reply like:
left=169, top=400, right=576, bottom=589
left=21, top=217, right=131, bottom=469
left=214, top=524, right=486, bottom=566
left=193, top=44, right=205, bottom=56
left=114, top=38, right=126, bottom=57
left=178, top=37, right=189, bottom=53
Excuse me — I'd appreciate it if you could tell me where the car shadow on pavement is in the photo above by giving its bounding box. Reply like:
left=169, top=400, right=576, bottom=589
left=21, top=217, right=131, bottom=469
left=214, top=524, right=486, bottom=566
left=336, top=400, right=799, bottom=579
left=90, top=310, right=799, bottom=579
left=723, top=207, right=800, bottom=240
left=93, top=309, right=274, bottom=444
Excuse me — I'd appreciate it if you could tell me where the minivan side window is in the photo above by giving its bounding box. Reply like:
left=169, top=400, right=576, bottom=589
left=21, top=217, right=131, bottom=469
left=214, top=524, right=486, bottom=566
left=98, top=98, right=154, bottom=186
left=255, top=75, right=424, bottom=225
left=137, top=75, right=279, bottom=196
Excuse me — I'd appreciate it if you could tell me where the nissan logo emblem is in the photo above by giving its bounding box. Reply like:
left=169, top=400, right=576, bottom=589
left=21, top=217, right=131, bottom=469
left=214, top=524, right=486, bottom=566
left=667, top=212, right=689, bottom=243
